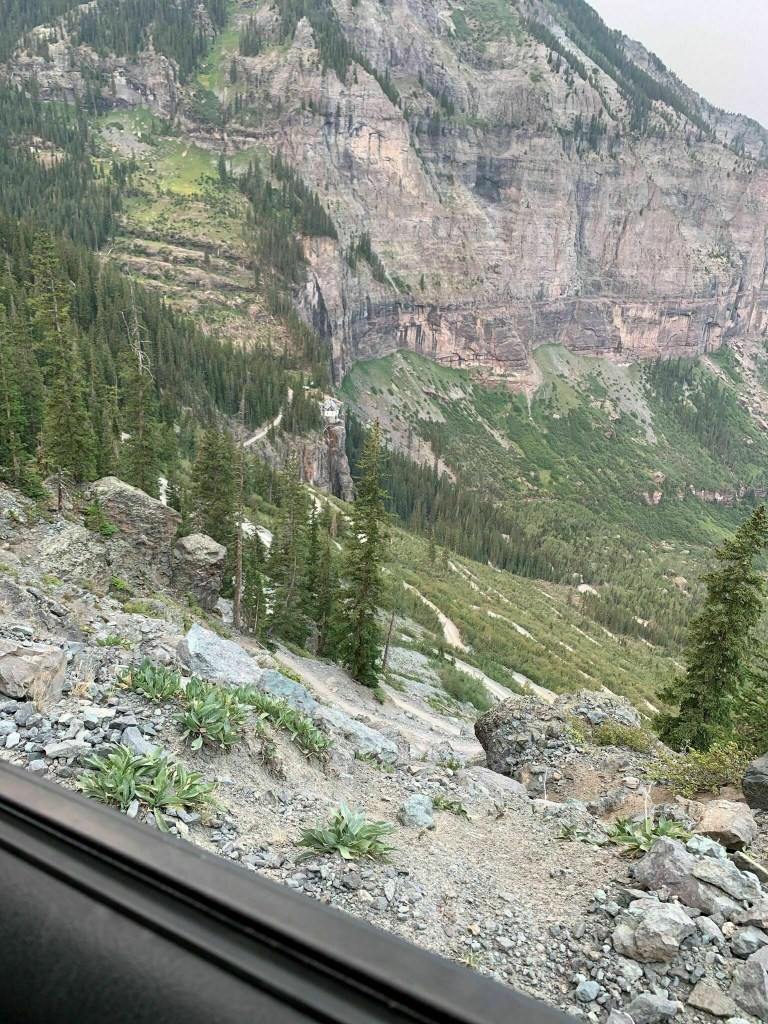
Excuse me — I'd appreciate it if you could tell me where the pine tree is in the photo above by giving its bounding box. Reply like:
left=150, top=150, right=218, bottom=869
left=32, top=234, right=97, bottom=482
left=192, top=426, right=237, bottom=550
left=0, top=307, right=29, bottom=486
left=335, top=421, right=388, bottom=688
left=119, top=293, right=161, bottom=497
left=242, top=532, right=267, bottom=636
left=267, top=462, right=311, bottom=645
left=657, top=505, right=768, bottom=751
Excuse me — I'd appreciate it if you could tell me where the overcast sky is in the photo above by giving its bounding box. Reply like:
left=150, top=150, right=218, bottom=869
left=587, top=0, right=768, bottom=128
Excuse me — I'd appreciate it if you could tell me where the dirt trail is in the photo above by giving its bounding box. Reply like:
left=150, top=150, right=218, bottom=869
left=244, top=387, right=293, bottom=447
left=403, top=583, right=468, bottom=652
left=275, top=647, right=481, bottom=756
left=449, top=656, right=556, bottom=705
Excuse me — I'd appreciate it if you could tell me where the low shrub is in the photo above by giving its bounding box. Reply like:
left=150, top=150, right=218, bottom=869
left=120, top=660, right=181, bottom=701
left=439, top=662, right=492, bottom=713
left=432, top=795, right=469, bottom=818
left=77, top=746, right=219, bottom=829
left=592, top=722, right=653, bottom=754
left=297, top=802, right=396, bottom=861
left=645, top=741, right=753, bottom=798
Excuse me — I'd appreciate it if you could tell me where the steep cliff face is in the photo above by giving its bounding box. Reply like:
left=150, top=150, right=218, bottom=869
left=6, top=0, right=768, bottom=385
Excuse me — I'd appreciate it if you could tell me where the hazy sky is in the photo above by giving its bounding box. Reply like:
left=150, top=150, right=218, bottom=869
left=587, top=0, right=768, bottom=128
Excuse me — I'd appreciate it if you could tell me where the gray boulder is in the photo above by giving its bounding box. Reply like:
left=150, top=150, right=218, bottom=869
left=458, top=765, right=529, bottom=802
left=691, top=856, right=763, bottom=903
left=732, top=927, right=768, bottom=960
left=696, top=800, right=758, bottom=850
left=398, top=795, right=435, bottom=829
left=91, top=477, right=180, bottom=557
left=633, top=837, right=695, bottom=889
left=732, top=945, right=768, bottom=1019
left=687, top=982, right=738, bottom=1018
left=668, top=874, right=742, bottom=920
left=624, top=993, right=678, bottom=1024
left=687, top=835, right=728, bottom=860
left=744, top=754, right=768, bottom=811
left=171, top=534, right=226, bottom=611
left=314, top=705, right=398, bottom=762
left=0, top=639, right=66, bottom=703
left=178, top=624, right=264, bottom=688
left=473, top=695, right=566, bottom=778
left=612, top=899, right=696, bottom=963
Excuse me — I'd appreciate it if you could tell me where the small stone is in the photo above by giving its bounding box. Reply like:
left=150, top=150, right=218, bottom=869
left=126, top=799, right=140, bottom=819
left=624, top=993, right=678, bottom=1024
left=27, top=759, right=48, bottom=774
left=5, top=731, right=20, bottom=749
left=397, top=794, right=435, bottom=829
left=575, top=980, right=600, bottom=1003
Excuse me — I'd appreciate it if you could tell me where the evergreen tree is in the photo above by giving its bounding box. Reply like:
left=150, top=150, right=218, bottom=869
left=192, top=426, right=237, bottom=550
left=267, top=462, right=311, bottom=645
left=657, top=506, right=768, bottom=751
left=119, top=295, right=161, bottom=496
left=0, top=307, right=29, bottom=486
left=242, top=532, right=267, bottom=636
left=335, top=420, right=388, bottom=688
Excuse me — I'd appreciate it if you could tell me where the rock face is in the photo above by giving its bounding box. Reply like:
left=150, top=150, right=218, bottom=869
left=474, top=695, right=567, bottom=784
left=0, top=639, right=66, bottom=703
left=91, top=477, right=181, bottom=564
left=743, top=753, right=768, bottom=810
left=10, top=3, right=768, bottom=387
left=171, top=534, right=227, bottom=611
left=695, top=800, right=758, bottom=850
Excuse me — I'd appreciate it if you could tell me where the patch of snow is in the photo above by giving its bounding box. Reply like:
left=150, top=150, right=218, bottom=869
left=157, top=476, right=168, bottom=506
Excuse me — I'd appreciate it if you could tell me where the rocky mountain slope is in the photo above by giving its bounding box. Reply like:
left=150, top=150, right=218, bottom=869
left=5, top=478, right=768, bottom=1022
left=6, top=0, right=768, bottom=385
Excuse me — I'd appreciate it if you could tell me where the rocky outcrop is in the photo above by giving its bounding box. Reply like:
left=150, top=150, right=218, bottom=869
left=90, top=477, right=181, bottom=580
left=0, top=639, right=66, bottom=703
left=171, top=534, right=227, bottom=611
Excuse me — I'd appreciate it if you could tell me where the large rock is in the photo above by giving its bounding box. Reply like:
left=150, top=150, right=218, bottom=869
left=691, top=857, right=763, bottom=903
left=612, top=899, right=696, bottom=963
left=0, top=639, right=66, bottom=703
left=473, top=695, right=567, bottom=780
left=732, top=927, right=768, bottom=960
left=171, top=534, right=226, bottom=610
left=458, top=765, right=530, bottom=803
left=314, top=705, right=399, bottom=762
left=686, top=982, right=738, bottom=1018
left=178, top=624, right=264, bottom=688
left=732, top=945, right=768, bottom=1019
left=744, top=754, right=768, bottom=811
left=633, top=837, right=696, bottom=890
left=90, top=477, right=180, bottom=556
left=696, top=800, right=758, bottom=850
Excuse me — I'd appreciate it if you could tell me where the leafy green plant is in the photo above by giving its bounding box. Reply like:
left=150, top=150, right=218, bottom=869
left=77, top=746, right=219, bottom=829
left=120, top=660, right=181, bottom=701
left=297, top=802, right=396, bottom=861
left=592, top=722, right=653, bottom=753
left=645, top=741, right=753, bottom=798
left=432, top=795, right=469, bottom=818
left=177, top=688, right=248, bottom=750
left=564, top=717, right=588, bottom=745
left=235, top=686, right=333, bottom=756
left=109, top=575, right=132, bottom=594
left=97, top=635, right=133, bottom=650
left=606, top=816, right=690, bottom=857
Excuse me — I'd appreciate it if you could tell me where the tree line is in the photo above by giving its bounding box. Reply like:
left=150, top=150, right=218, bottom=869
left=189, top=422, right=389, bottom=690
